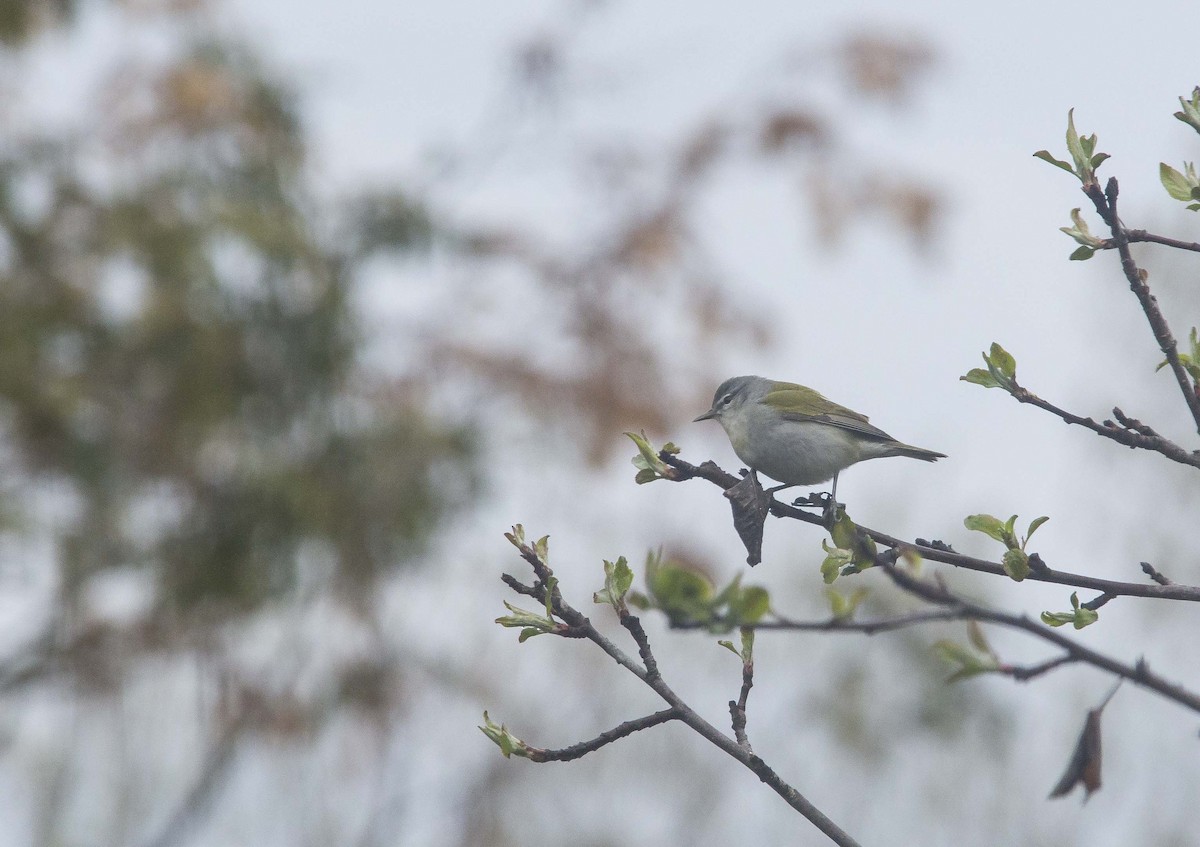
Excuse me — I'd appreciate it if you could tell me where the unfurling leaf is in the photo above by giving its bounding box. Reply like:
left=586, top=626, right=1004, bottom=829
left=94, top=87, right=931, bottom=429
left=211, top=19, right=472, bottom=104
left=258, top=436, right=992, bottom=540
left=964, top=513, right=1009, bottom=544
left=625, top=430, right=676, bottom=483
left=594, top=556, right=634, bottom=611
left=1041, top=591, right=1099, bottom=629
left=1033, top=149, right=1076, bottom=175
left=820, top=541, right=853, bottom=584
left=732, top=586, right=770, bottom=623
left=826, top=586, right=869, bottom=620
left=934, top=638, right=999, bottom=683
left=1160, top=163, right=1194, bottom=201
left=963, top=343, right=1018, bottom=391
left=1175, top=87, right=1200, bottom=134
left=1002, top=548, right=1031, bottom=581
left=960, top=367, right=1002, bottom=388
left=1026, top=515, right=1050, bottom=541
left=987, top=342, right=1016, bottom=380
left=495, top=600, right=558, bottom=641
left=1059, top=208, right=1102, bottom=248
left=480, top=711, right=531, bottom=759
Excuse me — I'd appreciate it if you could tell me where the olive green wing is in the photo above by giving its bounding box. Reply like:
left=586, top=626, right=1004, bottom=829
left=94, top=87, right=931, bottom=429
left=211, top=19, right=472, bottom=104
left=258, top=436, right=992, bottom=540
left=763, top=383, right=897, bottom=442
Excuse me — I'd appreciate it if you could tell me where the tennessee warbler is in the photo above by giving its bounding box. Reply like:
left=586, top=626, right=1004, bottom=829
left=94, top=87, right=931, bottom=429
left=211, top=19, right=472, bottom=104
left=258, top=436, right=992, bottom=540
left=693, top=375, right=945, bottom=501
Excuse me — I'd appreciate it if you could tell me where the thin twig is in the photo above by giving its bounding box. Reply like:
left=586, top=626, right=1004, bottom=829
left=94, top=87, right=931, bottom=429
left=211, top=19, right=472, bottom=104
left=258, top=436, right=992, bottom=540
left=879, top=563, right=1200, bottom=715
left=1006, top=387, right=1200, bottom=471
left=1001, top=655, right=1078, bottom=682
left=672, top=608, right=966, bottom=634
left=503, top=541, right=862, bottom=847
left=729, top=643, right=754, bottom=751
left=526, top=709, right=681, bottom=762
left=1085, top=177, right=1200, bottom=433
left=1141, top=562, right=1172, bottom=586
left=1119, top=230, right=1200, bottom=253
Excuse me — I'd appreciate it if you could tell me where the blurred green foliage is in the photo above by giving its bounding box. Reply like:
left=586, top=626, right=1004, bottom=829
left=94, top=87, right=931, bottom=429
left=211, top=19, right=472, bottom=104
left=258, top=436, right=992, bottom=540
left=0, top=39, right=473, bottom=612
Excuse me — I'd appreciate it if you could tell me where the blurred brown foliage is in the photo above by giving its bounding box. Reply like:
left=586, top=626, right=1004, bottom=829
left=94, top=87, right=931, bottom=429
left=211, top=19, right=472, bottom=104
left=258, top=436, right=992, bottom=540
left=1, top=33, right=472, bottom=616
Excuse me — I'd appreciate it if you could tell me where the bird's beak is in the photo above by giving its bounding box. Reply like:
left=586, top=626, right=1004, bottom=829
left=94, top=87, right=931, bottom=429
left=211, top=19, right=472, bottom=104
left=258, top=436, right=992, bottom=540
left=693, top=409, right=717, bottom=422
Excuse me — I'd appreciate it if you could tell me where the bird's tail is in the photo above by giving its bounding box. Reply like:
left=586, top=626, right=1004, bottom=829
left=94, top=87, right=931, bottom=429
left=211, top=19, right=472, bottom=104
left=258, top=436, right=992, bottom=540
left=885, top=443, right=947, bottom=463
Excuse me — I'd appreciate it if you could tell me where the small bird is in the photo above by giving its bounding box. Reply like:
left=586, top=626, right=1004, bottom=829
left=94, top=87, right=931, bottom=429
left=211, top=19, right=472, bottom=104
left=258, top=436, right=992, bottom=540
left=693, top=375, right=945, bottom=503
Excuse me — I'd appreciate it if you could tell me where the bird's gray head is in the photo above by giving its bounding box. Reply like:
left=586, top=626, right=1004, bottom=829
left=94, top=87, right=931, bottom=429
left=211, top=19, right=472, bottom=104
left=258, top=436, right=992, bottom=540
left=693, top=375, right=771, bottom=422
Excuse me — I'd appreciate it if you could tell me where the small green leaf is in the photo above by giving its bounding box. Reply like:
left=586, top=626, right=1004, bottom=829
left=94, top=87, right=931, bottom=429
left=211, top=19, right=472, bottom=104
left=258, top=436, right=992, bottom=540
left=480, top=712, right=529, bottom=759
left=1041, top=610, right=1074, bottom=627
left=496, top=600, right=557, bottom=639
left=505, top=524, right=526, bottom=550
left=533, top=535, right=549, bottom=563
left=1160, top=163, right=1193, bottom=201
left=594, top=556, right=634, bottom=611
left=1041, top=592, right=1099, bottom=629
left=717, top=639, right=740, bottom=656
left=732, top=585, right=770, bottom=623
left=1060, top=208, right=1101, bottom=248
left=934, top=639, right=998, bottom=682
left=820, top=540, right=853, bottom=585
left=1002, top=548, right=1031, bottom=581
left=988, top=342, right=1016, bottom=379
left=1033, top=150, right=1076, bottom=175
left=960, top=368, right=1002, bottom=388
left=625, top=430, right=673, bottom=483
left=1073, top=607, right=1099, bottom=629
left=1069, top=246, right=1095, bottom=261
left=826, top=586, right=868, bottom=620
left=739, top=627, right=755, bottom=662
left=1064, top=109, right=1103, bottom=183
left=964, top=514, right=1008, bottom=543
left=1026, top=515, right=1050, bottom=541
left=1175, top=87, right=1200, bottom=134
left=647, top=560, right=715, bottom=624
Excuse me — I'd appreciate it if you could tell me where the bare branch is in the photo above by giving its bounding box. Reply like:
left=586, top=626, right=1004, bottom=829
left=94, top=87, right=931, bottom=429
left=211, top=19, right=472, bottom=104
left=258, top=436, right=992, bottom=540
left=1084, top=177, right=1200, bottom=433
left=1001, top=655, right=1078, bottom=682
left=729, top=642, right=754, bottom=751
left=1119, top=229, right=1200, bottom=254
left=526, top=709, right=681, bottom=762
left=672, top=609, right=965, bottom=634
left=1006, top=387, right=1200, bottom=471
left=879, top=563, right=1200, bottom=714
left=502, top=539, right=862, bottom=847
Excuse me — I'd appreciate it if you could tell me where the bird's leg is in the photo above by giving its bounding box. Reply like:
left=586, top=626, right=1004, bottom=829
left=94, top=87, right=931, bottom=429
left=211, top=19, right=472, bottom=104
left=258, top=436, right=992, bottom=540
left=823, top=472, right=841, bottom=522
left=763, top=482, right=795, bottom=497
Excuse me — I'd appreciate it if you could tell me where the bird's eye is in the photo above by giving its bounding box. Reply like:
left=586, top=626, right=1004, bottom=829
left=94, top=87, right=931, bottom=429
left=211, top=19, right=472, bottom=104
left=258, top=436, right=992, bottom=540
left=720, top=393, right=733, bottom=407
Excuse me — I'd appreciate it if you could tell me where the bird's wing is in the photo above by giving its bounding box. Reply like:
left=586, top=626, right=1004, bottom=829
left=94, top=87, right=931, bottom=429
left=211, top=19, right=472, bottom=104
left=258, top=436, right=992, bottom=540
left=765, top=384, right=897, bottom=442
